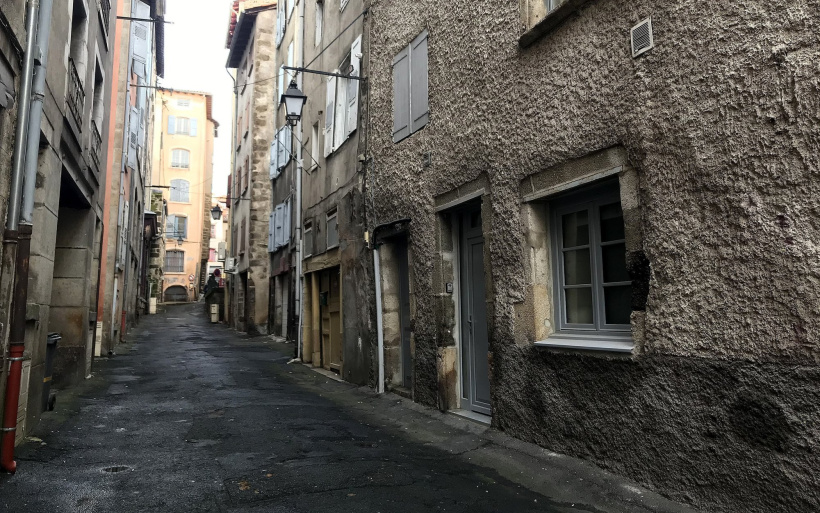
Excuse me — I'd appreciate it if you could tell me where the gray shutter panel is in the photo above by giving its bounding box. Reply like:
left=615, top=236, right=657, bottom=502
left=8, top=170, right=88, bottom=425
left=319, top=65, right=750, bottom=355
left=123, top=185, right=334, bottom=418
left=168, top=115, right=176, bottom=134
left=392, top=46, right=411, bottom=142
left=346, top=35, right=362, bottom=138
left=278, top=65, right=285, bottom=105
left=128, top=107, right=139, bottom=169
left=268, top=213, right=275, bottom=252
left=410, top=31, right=429, bottom=133
left=274, top=204, right=284, bottom=249
left=269, top=139, right=278, bottom=179
left=283, top=198, right=291, bottom=247
left=276, top=8, right=285, bottom=48
left=190, top=118, right=198, bottom=137
left=279, top=126, right=290, bottom=169
left=324, top=76, right=336, bottom=157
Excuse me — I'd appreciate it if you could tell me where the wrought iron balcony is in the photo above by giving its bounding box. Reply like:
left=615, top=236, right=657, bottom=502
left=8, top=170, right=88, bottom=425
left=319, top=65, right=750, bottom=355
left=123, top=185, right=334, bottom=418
left=91, top=120, right=102, bottom=170
left=67, top=58, right=84, bottom=129
left=100, top=0, right=111, bottom=27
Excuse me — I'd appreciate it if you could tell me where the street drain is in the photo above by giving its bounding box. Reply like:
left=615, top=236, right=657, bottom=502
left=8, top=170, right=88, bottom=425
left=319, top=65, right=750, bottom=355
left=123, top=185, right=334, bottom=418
left=102, top=466, right=132, bottom=473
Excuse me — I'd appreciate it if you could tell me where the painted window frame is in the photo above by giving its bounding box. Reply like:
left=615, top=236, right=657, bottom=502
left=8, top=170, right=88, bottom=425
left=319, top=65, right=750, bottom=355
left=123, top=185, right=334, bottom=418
left=170, top=148, right=190, bottom=169
left=169, top=179, right=190, bottom=203
left=545, top=181, right=633, bottom=351
left=326, top=209, right=339, bottom=249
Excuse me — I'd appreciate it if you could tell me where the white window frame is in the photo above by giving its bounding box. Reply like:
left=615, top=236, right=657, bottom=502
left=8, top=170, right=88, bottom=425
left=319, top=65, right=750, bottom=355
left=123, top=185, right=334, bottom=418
left=303, top=223, right=313, bottom=258
left=165, top=250, right=185, bottom=274
left=171, top=148, right=190, bottom=169
left=314, top=1, right=323, bottom=47
left=326, top=209, right=339, bottom=249
left=324, top=35, right=361, bottom=156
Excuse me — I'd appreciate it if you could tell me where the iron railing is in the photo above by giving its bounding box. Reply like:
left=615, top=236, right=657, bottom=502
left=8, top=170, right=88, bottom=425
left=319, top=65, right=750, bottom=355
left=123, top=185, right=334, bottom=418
left=100, top=0, right=111, bottom=28
left=91, top=120, right=102, bottom=169
left=67, top=58, right=84, bottom=129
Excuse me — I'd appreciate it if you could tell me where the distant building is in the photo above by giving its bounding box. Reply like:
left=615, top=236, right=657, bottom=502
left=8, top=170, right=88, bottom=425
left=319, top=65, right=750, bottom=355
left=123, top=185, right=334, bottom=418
left=98, top=0, right=165, bottom=353
left=150, top=89, right=217, bottom=303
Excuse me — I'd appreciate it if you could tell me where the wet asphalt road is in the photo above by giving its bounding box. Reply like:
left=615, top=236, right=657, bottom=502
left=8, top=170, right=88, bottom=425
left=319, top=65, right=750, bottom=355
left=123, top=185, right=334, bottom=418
left=0, top=304, right=696, bottom=513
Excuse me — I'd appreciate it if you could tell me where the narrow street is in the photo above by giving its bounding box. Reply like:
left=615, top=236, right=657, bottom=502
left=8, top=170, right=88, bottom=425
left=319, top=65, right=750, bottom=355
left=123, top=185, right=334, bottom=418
left=0, top=305, right=695, bottom=513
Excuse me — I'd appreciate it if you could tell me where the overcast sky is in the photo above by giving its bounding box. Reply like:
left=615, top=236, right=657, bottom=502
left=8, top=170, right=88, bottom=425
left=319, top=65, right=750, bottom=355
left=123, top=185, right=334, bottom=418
left=159, top=0, right=233, bottom=196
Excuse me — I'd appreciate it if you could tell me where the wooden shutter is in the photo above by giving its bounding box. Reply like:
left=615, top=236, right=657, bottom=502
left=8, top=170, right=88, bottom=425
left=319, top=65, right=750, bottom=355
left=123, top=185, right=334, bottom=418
left=287, top=42, right=294, bottom=84
left=283, top=197, right=291, bottom=247
left=128, top=108, right=139, bottom=169
left=168, top=115, right=176, bottom=134
left=274, top=203, right=285, bottom=249
left=346, top=35, right=362, bottom=138
left=333, top=69, right=346, bottom=149
left=278, top=65, right=285, bottom=105
left=276, top=7, right=285, bottom=48
left=392, top=46, right=411, bottom=142
left=324, top=76, right=336, bottom=157
left=410, top=31, right=429, bottom=133
left=277, top=126, right=290, bottom=171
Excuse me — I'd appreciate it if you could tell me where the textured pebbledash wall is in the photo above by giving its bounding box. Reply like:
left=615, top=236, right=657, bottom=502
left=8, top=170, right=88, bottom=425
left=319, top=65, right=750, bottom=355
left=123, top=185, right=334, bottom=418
left=366, top=0, right=820, bottom=511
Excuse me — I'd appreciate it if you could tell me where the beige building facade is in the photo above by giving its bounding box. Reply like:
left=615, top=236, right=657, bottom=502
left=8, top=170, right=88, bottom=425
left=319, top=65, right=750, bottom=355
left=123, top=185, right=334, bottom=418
left=151, top=89, right=216, bottom=302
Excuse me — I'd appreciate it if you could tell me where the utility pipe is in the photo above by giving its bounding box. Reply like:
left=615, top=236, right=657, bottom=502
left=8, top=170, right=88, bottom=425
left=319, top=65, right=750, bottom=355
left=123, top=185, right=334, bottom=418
left=21, top=0, right=53, bottom=223
left=373, top=245, right=384, bottom=394
left=1, top=0, right=42, bottom=474
left=295, top=0, right=306, bottom=360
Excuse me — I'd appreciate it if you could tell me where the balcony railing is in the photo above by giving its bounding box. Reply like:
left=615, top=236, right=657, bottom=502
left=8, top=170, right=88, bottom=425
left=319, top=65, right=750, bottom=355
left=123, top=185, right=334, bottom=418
left=67, top=58, right=84, bottom=129
left=100, top=0, right=111, bottom=27
left=91, top=120, right=102, bottom=170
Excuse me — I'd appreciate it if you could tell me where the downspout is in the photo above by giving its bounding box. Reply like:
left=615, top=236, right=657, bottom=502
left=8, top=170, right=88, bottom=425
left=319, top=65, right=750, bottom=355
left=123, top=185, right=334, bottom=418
left=225, top=66, right=238, bottom=326
left=294, top=0, right=306, bottom=359
left=1, top=0, right=47, bottom=474
left=373, top=244, right=384, bottom=394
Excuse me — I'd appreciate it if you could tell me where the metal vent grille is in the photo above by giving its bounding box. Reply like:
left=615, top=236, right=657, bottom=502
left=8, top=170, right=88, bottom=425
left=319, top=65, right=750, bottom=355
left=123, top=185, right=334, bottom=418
left=631, top=18, right=654, bottom=58
left=135, top=25, right=148, bottom=39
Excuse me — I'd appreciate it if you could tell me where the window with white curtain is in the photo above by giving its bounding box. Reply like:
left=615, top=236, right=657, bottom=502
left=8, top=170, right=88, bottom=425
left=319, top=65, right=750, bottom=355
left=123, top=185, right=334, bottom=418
left=171, top=149, right=190, bottom=168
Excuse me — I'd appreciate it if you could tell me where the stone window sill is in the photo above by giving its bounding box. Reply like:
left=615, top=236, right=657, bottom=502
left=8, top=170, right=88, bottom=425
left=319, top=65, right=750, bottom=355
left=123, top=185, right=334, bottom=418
left=535, top=333, right=633, bottom=353
left=519, top=0, right=591, bottom=49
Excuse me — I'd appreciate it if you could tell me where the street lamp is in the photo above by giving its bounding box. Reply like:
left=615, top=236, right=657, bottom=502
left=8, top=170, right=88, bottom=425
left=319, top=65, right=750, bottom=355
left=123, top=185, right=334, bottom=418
left=281, top=81, right=307, bottom=126
left=177, top=235, right=184, bottom=246
left=210, top=204, right=222, bottom=221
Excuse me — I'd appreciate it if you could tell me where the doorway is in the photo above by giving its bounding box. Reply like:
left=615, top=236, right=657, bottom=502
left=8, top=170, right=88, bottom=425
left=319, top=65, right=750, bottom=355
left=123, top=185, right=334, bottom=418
left=459, top=206, right=491, bottom=415
left=320, top=268, right=342, bottom=371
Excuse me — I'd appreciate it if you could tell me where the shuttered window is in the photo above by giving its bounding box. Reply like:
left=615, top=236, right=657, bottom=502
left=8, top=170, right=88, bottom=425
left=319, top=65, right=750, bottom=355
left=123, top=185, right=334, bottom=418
left=166, top=215, right=188, bottom=240
left=271, top=126, right=291, bottom=179
left=303, top=224, right=313, bottom=257
left=170, top=179, right=190, bottom=202
left=323, top=35, right=362, bottom=156
left=393, top=30, right=429, bottom=143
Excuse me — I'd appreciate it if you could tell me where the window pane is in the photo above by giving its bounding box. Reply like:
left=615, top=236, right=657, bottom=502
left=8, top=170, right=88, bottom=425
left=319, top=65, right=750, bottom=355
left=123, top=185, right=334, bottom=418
left=600, top=202, right=625, bottom=242
left=562, top=210, right=589, bottom=247
left=565, top=288, right=593, bottom=324
left=601, top=243, right=629, bottom=283
left=563, top=248, right=591, bottom=285
left=604, top=285, right=632, bottom=325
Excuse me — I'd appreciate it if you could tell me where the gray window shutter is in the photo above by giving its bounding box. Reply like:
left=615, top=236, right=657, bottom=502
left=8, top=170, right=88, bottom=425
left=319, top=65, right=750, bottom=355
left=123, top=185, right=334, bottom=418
left=166, top=215, right=174, bottom=236
left=128, top=107, right=139, bottom=169
left=190, top=118, right=198, bottom=137
left=279, top=126, right=291, bottom=169
left=269, top=139, right=278, bottom=179
left=287, top=42, right=294, bottom=83
left=410, top=31, right=429, bottom=133
left=278, top=65, right=285, bottom=105
left=283, top=198, right=291, bottom=247
left=276, top=8, right=285, bottom=48
left=324, top=76, right=336, bottom=157
left=346, top=35, right=362, bottom=139
left=268, top=213, right=275, bottom=252
left=168, top=115, right=176, bottom=134
left=274, top=204, right=285, bottom=248
left=392, top=46, right=411, bottom=143
left=333, top=69, right=346, bottom=149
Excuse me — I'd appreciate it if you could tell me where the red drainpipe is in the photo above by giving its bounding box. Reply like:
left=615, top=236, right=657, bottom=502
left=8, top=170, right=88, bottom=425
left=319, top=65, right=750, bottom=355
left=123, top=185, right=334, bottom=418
left=1, top=223, right=33, bottom=473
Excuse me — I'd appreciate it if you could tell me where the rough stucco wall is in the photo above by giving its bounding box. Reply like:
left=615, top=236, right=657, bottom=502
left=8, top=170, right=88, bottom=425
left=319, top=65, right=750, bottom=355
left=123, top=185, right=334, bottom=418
left=368, top=1, right=820, bottom=511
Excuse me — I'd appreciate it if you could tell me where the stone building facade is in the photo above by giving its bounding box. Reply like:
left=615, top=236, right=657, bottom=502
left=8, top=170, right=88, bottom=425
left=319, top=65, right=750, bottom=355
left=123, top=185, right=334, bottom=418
left=298, top=0, right=373, bottom=383
left=366, top=1, right=820, bottom=512
left=0, top=0, right=120, bottom=444
left=225, top=1, right=277, bottom=334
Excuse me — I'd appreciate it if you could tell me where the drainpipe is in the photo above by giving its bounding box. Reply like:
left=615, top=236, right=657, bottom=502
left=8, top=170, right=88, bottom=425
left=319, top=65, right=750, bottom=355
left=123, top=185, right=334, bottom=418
left=373, top=245, right=384, bottom=394
left=294, top=0, right=306, bottom=360
left=1, top=0, right=44, bottom=474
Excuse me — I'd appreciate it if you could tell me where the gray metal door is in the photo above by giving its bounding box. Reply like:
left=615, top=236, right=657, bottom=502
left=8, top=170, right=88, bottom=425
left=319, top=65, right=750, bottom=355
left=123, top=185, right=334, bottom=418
left=397, top=239, right=412, bottom=389
left=460, top=208, right=491, bottom=415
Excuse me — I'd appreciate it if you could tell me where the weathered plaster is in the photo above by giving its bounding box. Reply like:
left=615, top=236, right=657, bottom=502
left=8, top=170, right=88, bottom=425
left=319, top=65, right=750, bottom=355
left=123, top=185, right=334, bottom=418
left=368, top=1, right=820, bottom=511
